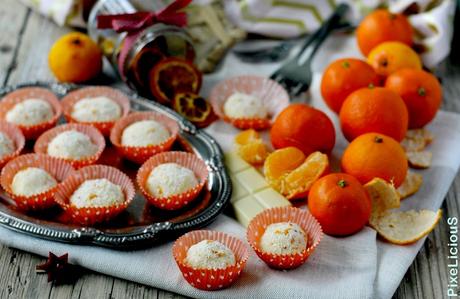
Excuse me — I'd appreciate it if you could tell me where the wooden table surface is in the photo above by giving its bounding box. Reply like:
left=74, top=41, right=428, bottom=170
left=0, top=2, right=459, bottom=298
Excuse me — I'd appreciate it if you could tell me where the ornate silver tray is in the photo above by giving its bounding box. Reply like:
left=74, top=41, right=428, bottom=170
left=0, top=82, right=231, bottom=249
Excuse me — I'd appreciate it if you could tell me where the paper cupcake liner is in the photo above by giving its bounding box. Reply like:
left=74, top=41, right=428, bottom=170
left=54, top=164, right=135, bottom=225
left=247, top=206, right=323, bottom=270
left=0, top=121, right=25, bottom=169
left=172, top=230, right=249, bottom=290
left=0, top=154, right=75, bottom=211
left=0, top=87, right=62, bottom=139
left=34, top=123, right=106, bottom=169
left=61, top=86, right=131, bottom=136
left=136, top=151, right=208, bottom=210
left=209, top=76, right=289, bottom=130
left=110, top=111, right=179, bottom=164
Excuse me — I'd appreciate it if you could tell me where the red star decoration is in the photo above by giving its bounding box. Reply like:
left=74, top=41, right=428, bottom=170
left=36, top=252, right=71, bottom=284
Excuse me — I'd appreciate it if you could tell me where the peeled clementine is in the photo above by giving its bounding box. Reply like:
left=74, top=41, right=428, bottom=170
left=341, top=133, right=408, bottom=187
left=321, top=58, right=380, bottom=113
left=308, top=173, right=371, bottom=236
left=234, top=129, right=269, bottom=165
left=339, top=87, right=408, bottom=142
left=385, top=68, right=442, bottom=128
left=270, top=104, right=335, bottom=156
left=356, top=9, right=413, bottom=56
left=367, top=42, right=422, bottom=77
left=48, top=32, right=102, bottom=83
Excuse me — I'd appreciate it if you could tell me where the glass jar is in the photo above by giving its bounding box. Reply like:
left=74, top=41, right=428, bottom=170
left=87, top=0, right=196, bottom=97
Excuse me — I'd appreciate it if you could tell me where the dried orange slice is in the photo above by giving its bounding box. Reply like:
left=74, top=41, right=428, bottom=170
left=234, top=129, right=269, bottom=165
left=149, top=57, right=202, bottom=105
left=406, top=151, right=432, bottom=169
left=129, top=47, right=165, bottom=89
left=397, top=171, right=423, bottom=199
left=372, top=209, right=441, bottom=245
left=173, top=92, right=216, bottom=128
left=264, top=147, right=329, bottom=200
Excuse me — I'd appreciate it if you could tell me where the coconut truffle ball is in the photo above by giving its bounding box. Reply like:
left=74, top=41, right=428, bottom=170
left=11, top=167, right=57, bottom=196
left=47, top=130, right=98, bottom=161
left=185, top=239, right=236, bottom=269
left=260, top=222, right=307, bottom=255
left=0, top=132, right=15, bottom=158
left=71, top=96, right=122, bottom=122
left=146, top=163, right=198, bottom=198
left=121, top=120, right=170, bottom=147
left=70, top=178, right=124, bottom=208
left=6, top=99, right=53, bottom=126
left=223, top=92, right=268, bottom=119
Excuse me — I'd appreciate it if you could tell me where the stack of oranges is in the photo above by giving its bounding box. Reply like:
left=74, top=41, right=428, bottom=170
left=263, top=9, right=443, bottom=237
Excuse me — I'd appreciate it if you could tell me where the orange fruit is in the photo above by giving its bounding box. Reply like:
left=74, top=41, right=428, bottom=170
left=48, top=32, right=102, bottom=83
left=367, top=42, right=422, bottom=77
left=341, top=133, right=408, bottom=187
left=234, top=129, right=269, bottom=165
left=385, top=69, right=442, bottom=128
left=264, top=147, right=329, bottom=200
left=339, top=87, right=408, bottom=142
left=356, top=9, right=413, bottom=56
left=321, top=58, right=381, bottom=113
left=308, top=173, right=371, bottom=236
left=270, top=104, right=335, bottom=156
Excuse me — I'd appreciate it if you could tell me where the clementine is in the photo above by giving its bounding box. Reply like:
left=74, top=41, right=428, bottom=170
left=48, top=32, right=102, bottom=83
left=339, top=87, right=408, bottom=142
left=385, top=68, right=442, bottom=128
left=367, top=42, right=422, bottom=77
left=270, top=104, right=335, bottom=156
left=341, top=133, right=408, bottom=187
left=308, top=173, right=371, bottom=236
left=321, top=58, right=381, bottom=113
left=234, top=129, right=269, bottom=165
left=356, top=9, right=413, bottom=56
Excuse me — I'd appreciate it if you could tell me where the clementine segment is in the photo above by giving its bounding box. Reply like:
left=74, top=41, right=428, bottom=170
left=367, top=42, right=422, bottom=77
left=234, top=129, right=269, bottom=165
left=264, top=148, right=329, bottom=200
left=308, top=173, right=371, bottom=236
left=270, top=104, right=335, bottom=156
left=341, top=133, right=408, bottom=187
left=339, top=87, right=408, bottom=142
left=321, top=58, right=380, bottom=113
left=385, top=69, right=442, bottom=128
left=356, top=9, right=413, bottom=56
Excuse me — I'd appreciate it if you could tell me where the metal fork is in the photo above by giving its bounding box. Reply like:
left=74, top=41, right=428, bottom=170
left=270, top=3, right=349, bottom=97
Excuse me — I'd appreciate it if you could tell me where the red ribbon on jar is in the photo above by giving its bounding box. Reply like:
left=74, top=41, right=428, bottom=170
left=97, top=0, right=192, bottom=79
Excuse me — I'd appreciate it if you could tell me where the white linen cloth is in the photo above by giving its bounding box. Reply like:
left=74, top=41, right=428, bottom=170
left=1, top=34, right=460, bottom=299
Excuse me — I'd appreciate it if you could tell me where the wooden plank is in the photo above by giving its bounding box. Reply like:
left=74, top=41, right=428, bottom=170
left=0, top=0, right=29, bottom=85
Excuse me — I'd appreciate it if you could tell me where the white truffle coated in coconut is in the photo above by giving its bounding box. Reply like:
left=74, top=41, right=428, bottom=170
left=11, top=167, right=57, bottom=196
left=223, top=92, right=268, bottom=119
left=260, top=222, right=307, bottom=255
left=185, top=240, right=236, bottom=269
left=121, top=120, right=170, bottom=147
left=71, top=96, right=122, bottom=122
left=70, top=178, right=124, bottom=208
left=146, top=163, right=198, bottom=198
left=47, top=130, right=98, bottom=160
left=6, top=99, right=53, bottom=126
left=0, top=132, right=14, bottom=158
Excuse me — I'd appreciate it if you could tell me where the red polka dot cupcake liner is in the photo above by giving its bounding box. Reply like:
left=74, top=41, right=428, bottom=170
left=34, top=123, right=106, bottom=169
left=136, top=151, right=208, bottom=210
left=172, top=230, right=249, bottom=290
left=110, top=111, right=179, bottom=164
left=247, top=206, right=323, bottom=270
left=0, top=121, right=25, bottom=169
left=0, top=87, right=62, bottom=139
left=54, top=164, right=135, bottom=226
left=61, top=86, right=131, bottom=136
left=209, top=75, right=289, bottom=130
left=0, top=154, right=75, bottom=211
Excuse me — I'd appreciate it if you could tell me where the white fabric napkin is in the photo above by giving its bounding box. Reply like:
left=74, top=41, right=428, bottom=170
left=1, top=34, right=460, bottom=299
